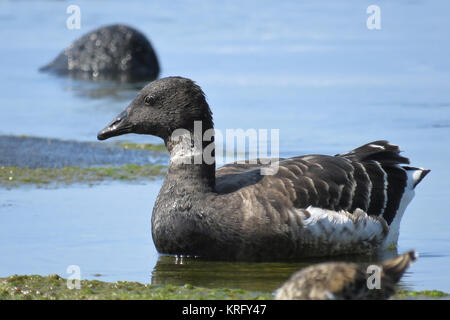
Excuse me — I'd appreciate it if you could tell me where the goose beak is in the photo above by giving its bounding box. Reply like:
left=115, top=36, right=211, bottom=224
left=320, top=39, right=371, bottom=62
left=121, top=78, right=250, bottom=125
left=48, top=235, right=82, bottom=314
left=97, top=110, right=132, bottom=140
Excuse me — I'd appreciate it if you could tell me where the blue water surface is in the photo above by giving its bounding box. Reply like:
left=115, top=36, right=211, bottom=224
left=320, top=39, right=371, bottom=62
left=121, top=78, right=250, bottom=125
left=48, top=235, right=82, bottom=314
left=0, top=0, right=449, bottom=293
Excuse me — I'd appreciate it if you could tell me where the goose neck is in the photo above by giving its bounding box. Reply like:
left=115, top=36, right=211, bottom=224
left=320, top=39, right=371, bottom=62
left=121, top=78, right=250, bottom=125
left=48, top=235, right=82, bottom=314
left=165, top=122, right=216, bottom=191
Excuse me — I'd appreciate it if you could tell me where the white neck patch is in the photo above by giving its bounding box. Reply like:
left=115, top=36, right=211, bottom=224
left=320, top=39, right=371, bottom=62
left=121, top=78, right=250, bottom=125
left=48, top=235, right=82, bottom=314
left=169, top=131, right=203, bottom=165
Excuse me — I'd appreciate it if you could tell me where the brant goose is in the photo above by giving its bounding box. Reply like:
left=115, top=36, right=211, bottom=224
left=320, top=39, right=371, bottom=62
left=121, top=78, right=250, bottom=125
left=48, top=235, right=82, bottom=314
left=97, top=77, right=429, bottom=260
left=275, top=250, right=417, bottom=299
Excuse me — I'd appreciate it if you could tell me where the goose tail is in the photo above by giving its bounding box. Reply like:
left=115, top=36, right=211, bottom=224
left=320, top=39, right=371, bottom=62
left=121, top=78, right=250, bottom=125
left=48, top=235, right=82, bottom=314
left=403, top=166, right=431, bottom=189
left=338, top=141, right=430, bottom=247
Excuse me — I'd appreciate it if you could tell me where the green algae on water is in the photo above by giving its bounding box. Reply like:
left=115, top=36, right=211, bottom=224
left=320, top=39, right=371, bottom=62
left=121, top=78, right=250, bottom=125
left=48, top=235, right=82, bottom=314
left=1, top=275, right=448, bottom=300
left=0, top=275, right=272, bottom=300
left=119, top=142, right=167, bottom=152
left=393, top=289, right=450, bottom=299
left=0, top=164, right=166, bottom=188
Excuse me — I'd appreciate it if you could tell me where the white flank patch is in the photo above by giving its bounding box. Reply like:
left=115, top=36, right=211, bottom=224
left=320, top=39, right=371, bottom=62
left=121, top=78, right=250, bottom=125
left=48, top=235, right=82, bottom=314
left=382, top=168, right=418, bottom=247
left=301, top=206, right=386, bottom=247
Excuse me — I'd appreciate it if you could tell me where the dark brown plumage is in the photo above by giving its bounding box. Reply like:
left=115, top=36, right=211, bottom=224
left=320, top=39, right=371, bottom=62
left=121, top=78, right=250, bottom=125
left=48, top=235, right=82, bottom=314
left=275, top=250, right=417, bottom=300
left=97, top=77, right=429, bottom=260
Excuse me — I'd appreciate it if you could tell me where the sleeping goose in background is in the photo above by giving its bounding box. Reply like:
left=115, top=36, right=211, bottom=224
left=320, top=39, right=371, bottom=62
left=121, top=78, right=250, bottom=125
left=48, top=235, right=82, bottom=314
left=97, top=76, right=430, bottom=260
left=275, top=250, right=418, bottom=300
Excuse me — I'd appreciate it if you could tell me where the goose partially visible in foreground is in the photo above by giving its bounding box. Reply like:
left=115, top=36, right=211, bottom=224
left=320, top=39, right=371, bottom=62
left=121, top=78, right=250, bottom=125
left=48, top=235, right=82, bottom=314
left=97, top=77, right=429, bottom=260
left=275, top=250, right=417, bottom=300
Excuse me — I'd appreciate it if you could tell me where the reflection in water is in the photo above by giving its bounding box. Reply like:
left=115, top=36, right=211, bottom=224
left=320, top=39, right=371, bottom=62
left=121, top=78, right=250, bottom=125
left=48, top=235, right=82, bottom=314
left=63, top=78, right=147, bottom=101
left=151, top=249, right=403, bottom=293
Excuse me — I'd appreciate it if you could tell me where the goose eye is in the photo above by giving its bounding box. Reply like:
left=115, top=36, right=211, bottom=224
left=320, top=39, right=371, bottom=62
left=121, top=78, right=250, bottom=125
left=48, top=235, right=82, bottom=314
left=144, top=96, right=154, bottom=105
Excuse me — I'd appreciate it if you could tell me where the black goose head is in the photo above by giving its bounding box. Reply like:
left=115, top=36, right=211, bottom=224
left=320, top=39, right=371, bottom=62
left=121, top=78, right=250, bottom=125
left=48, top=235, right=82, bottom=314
left=97, top=76, right=213, bottom=142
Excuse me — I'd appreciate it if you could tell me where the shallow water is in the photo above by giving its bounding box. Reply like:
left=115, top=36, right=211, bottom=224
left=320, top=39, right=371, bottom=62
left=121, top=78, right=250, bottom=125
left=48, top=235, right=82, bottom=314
left=0, top=183, right=415, bottom=293
left=1, top=0, right=450, bottom=293
left=0, top=135, right=167, bottom=168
